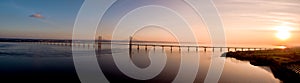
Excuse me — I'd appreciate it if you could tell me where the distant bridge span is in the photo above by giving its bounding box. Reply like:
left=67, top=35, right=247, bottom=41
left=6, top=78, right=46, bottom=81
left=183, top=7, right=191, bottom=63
left=24, top=36, right=275, bottom=52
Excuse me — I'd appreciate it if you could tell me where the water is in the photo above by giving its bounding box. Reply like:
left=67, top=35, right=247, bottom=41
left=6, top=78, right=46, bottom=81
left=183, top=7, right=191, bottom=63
left=0, top=42, right=78, bottom=82
left=0, top=42, right=280, bottom=82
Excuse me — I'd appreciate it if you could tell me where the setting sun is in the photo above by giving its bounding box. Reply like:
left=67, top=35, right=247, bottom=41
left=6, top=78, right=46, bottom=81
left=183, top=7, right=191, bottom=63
left=274, top=26, right=292, bottom=41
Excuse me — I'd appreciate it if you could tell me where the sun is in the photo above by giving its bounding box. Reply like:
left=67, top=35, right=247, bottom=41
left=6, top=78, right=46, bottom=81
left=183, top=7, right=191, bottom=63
left=274, top=26, right=291, bottom=41
left=276, top=30, right=290, bottom=40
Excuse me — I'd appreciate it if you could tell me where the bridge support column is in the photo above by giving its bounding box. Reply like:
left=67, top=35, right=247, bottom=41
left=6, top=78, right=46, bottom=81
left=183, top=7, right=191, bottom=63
left=179, top=46, right=181, bottom=51
left=98, top=36, right=102, bottom=50
left=129, top=36, right=132, bottom=52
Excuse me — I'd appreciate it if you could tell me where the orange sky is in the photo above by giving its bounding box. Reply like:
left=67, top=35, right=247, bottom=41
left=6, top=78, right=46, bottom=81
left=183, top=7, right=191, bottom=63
left=97, top=0, right=300, bottom=47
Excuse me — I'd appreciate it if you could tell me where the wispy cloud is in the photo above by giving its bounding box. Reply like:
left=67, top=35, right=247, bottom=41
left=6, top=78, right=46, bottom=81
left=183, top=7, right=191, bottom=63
left=214, top=0, right=300, bottom=30
left=29, top=13, right=44, bottom=19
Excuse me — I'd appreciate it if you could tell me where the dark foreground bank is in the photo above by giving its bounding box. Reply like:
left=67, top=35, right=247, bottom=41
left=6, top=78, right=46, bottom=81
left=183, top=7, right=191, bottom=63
left=225, top=48, right=300, bottom=82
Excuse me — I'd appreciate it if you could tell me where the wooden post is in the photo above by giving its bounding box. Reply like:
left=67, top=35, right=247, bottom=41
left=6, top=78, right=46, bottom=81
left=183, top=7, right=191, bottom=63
left=241, top=48, right=244, bottom=51
left=235, top=48, right=237, bottom=51
left=220, top=48, right=222, bottom=52
left=204, top=47, right=207, bottom=52
left=212, top=47, right=215, bottom=52
left=196, top=47, right=198, bottom=51
left=188, top=46, right=190, bottom=51
left=228, top=48, right=230, bottom=52
left=145, top=45, right=147, bottom=50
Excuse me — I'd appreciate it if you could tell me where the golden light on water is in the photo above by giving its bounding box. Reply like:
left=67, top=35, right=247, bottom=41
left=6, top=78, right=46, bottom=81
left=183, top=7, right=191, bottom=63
left=274, top=25, right=292, bottom=41
left=277, top=46, right=287, bottom=49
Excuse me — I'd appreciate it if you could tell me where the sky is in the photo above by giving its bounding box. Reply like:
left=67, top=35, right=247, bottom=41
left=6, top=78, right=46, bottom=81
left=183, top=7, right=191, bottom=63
left=0, top=0, right=299, bottom=46
left=0, top=0, right=83, bottom=39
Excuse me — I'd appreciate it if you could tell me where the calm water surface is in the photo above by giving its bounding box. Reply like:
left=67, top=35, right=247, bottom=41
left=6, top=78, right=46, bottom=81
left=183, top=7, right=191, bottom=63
left=0, top=42, right=280, bottom=82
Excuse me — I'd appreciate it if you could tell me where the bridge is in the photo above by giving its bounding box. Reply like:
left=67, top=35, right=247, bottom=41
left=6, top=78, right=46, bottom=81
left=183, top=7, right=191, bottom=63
left=127, top=36, right=272, bottom=52
left=24, top=36, right=274, bottom=52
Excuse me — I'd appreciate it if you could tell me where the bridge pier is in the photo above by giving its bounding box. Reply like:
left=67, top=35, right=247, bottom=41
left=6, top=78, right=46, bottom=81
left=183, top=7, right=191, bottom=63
left=179, top=46, right=181, bottom=51
left=97, top=36, right=102, bottom=49
left=145, top=45, right=147, bottom=50
left=129, top=36, right=132, bottom=52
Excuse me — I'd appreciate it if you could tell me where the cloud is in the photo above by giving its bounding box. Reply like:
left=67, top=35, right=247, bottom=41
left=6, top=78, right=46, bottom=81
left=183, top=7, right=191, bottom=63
left=29, top=13, right=44, bottom=19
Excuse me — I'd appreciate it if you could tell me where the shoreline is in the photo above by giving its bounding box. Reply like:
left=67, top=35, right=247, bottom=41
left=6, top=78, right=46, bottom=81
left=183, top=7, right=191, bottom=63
left=224, top=48, right=300, bottom=82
